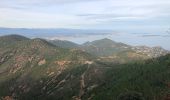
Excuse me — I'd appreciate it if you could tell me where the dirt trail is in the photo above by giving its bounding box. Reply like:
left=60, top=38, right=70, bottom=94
left=78, top=64, right=90, bottom=99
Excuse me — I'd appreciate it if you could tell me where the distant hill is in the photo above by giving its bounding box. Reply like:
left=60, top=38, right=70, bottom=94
left=81, top=38, right=169, bottom=58
left=47, top=38, right=170, bottom=63
left=0, top=34, right=29, bottom=47
left=0, top=34, right=29, bottom=41
left=132, top=46, right=170, bottom=58
left=81, top=38, right=131, bottom=57
left=48, top=39, right=80, bottom=49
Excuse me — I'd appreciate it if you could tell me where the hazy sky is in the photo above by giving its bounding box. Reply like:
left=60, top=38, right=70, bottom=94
left=0, top=0, right=170, bottom=50
left=0, top=0, right=170, bottom=33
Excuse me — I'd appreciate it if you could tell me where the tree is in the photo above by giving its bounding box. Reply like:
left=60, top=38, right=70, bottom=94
left=117, top=91, right=145, bottom=100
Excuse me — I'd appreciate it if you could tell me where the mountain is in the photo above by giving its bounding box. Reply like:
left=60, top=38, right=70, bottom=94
left=81, top=38, right=131, bottom=56
left=0, top=35, right=106, bottom=100
left=0, top=35, right=170, bottom=100
left=132, top=46, right=170, bottom=58
left=80, top=38, right=169, bottom=63
left=0, top=34, right=29, bottom=42
left=47, top=38, right=169, bottom=63
left=48, top=39, right=80, bottom=49
left=0, top=34, right=29, bottom=47
left=84, top=54, right=170, bottom=100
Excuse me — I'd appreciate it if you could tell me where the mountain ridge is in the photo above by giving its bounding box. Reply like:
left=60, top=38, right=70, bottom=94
left=0, top=34, right=170, bottom=100
left=49, top=37, right=169, bottom=60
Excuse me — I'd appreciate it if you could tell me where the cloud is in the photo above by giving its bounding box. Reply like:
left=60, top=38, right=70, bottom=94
left=0, top=0, right=170, bottom=30
left=0, top=0, right=100, bottom=8
left=141, top=35, right=162, bottom=37
left=76, top=0, right=170, bottom=22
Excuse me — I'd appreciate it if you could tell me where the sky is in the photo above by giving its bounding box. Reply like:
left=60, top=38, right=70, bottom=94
left=0, top=0, right=170, bottom=49
left=0, top=0, right=170, bottom=31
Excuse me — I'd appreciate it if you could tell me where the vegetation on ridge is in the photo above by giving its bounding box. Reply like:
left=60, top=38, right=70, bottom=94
left=0, top=35, right=169, bottom=100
